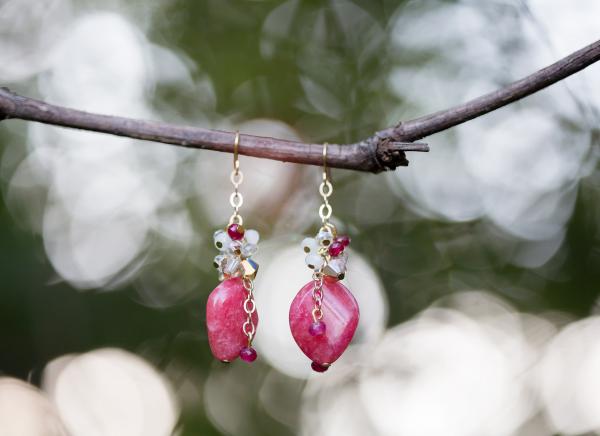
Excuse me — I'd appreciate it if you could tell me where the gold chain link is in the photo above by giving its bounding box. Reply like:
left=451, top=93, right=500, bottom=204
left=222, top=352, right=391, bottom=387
left=311, top=270, right=324, bottom=322
left=318, top=142, right=333, bottom=225
left=242, top=277, right=256, bottom=344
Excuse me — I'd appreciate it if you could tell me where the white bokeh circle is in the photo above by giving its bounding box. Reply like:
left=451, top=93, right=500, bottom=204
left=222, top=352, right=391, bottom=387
left=43, top=348, right=179, bottom=436
left=358, top=307, right=537, bottom=436
left=539, top=317, right=600, bottom=434
left=0, top=378, right=68, bottom=436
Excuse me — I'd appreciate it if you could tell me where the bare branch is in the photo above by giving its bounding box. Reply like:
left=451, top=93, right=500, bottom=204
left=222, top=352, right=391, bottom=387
left=1, top=39, right=599, bottom=172
left=380, top=39, right=600, bottom=142
left=0, top=87, right=426, bottom=172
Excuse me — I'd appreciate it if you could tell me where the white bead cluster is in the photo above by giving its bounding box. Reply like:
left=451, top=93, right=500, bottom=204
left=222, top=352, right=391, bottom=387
left=213, top=227, right=260, bottom=281
left=301, top=227, right=349, bottom=280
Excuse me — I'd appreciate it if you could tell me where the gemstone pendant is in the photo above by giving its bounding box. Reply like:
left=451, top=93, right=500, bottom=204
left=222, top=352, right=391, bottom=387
left=289, top=279, right=359, bottom=370
left=206, top=277, right=259, bottom=362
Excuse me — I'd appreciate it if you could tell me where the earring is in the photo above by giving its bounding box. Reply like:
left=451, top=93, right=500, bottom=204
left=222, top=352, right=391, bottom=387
left=289, top=143, right=359, bottom=373
left=206, top=132, right=260, bottom=363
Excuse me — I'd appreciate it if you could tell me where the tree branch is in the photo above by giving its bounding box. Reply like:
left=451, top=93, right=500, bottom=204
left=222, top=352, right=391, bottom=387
left=0, top=39, right=599, bottom=172
left=0, top=87, right=427, bottom=172
left=380, top=39, right=600, bottom=142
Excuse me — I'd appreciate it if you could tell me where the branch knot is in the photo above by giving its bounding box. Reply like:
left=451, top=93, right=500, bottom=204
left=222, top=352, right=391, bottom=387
left=375, top=137, right=409, bottom=170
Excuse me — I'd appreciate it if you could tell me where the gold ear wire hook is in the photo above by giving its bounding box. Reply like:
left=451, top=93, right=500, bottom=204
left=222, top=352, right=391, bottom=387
left=322, top=142, right=328, bottom=182
left=233, top=131, right=240, bottom=173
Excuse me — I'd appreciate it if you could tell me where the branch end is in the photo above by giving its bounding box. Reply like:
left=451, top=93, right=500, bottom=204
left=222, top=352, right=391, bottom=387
left=375, top=140, right=410, bottom=170
left=0, top=87, right=17, bottom=121
left=368, top=127, right=428, bottom=171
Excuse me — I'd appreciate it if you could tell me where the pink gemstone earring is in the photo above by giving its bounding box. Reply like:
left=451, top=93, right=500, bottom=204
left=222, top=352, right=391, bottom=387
left=289, top=143, right=359, bottom=373
left=206, top=132, right=260, bottom=363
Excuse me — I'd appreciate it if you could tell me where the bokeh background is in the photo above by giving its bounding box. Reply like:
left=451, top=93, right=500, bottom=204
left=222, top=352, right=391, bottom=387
left=1, top=0, right=600, bottom=435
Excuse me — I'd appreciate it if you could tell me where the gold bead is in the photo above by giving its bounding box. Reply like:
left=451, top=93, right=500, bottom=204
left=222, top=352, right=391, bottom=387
left=241, top=259, right=259, bottom=280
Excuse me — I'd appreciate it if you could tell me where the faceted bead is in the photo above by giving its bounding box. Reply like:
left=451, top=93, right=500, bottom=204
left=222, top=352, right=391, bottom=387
left=206, top=277, right=259, bottom=362
left=336, top=235, right=351, bottom=247
left=239, top=346, right=258, bottom=363
left=241, top=243, right=258, bottom=258
left=311, top=362, right=330, bottom=373
left=228, top=240, right=243, bottom=256
left=244, top=229, right=260, bottom=245
left=323, top=255, right=347, bottom=280
left=289, top=280, right=359, bottom=366
left=213, top=254, right=226, bottom=270
left=309, top=321, right=326, bottom=337
left=240, top=259, right=259, bottom=279
left=227, top=223, right=245, bottom=241
left=328, top=241, right=344, bottom=257
left=223, top=257, right=241, bottom=276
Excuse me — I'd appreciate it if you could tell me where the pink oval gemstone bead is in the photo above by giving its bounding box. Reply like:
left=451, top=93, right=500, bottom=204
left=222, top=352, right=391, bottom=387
left=206, top=277, right=258, bottom=362
left=289, top=280, right=359, bottom=366
left=311, top=362, right=330, bottom=372
left=239, top=346, right=257, bottom=363
left=309, top=321, right=326, bottom=337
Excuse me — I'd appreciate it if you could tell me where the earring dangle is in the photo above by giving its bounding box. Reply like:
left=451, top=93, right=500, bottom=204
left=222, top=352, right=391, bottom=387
left=289, top=143, right=359, bottom=373
left=206, top=132, right=260, bottom=363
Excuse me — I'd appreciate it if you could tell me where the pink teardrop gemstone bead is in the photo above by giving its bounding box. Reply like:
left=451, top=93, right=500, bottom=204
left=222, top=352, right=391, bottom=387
left=289, top=280, right=359, bottom=367
left=206, top=277, right=258, bottom=362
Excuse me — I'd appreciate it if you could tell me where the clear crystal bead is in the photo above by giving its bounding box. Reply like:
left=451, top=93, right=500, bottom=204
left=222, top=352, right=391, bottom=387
left=241, top=243, right=258, bottom=258
left=227, top=240, right=243, bottom=256
left=213, top=254, right=226, bottom=270
left=224, top=257, right=241, bottom=276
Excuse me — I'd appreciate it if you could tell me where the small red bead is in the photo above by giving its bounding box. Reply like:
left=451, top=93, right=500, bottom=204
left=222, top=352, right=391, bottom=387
left=328, top=241, right=344, bottom=257
left=309, top=321, right=326, bottom=337
left=311, top=362, right=330, bottom=373
left=336, top=235, right=351, bottom=247
left=227, top=224, right=245, bottom=241
left=239, top=346, right=257, bottom=362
